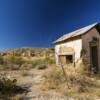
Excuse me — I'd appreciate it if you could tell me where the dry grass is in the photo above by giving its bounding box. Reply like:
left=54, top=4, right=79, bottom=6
left=41, top=63, right=100, bottom=99
left=0, top=48, right=55, bottom=71
left=21, top=70, right=30, bottom=76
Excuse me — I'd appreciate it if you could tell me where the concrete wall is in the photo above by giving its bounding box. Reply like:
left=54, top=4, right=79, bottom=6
left=55, top=38, right=82, bottom=65
left=55, top=27, right=100, bottom=72
left=82, top=28, right=100, bottom=70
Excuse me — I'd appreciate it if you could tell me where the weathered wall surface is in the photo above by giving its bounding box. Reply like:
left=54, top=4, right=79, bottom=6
left=55, top=39, right=82, bottom=65
left=82, top=28, right=100, bottom=70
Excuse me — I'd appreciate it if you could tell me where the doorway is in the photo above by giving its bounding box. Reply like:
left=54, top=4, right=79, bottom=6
left=65, top=55, right=73, bottom=64
left=59, top=55, right=73, bottom=65
left=90, top=45, right=98, bottom=73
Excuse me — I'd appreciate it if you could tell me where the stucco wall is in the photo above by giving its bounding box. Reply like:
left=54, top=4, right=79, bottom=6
left=55, top=38, right=82, bottom=65
left=82, top=28, right=100, bottom=70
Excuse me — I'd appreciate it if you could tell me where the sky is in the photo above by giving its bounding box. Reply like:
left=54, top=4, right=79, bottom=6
left=0, top=0, right=100, bottom=51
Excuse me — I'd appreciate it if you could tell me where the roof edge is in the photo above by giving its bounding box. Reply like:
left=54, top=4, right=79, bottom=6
left=53, top=23, right=99, bottom=44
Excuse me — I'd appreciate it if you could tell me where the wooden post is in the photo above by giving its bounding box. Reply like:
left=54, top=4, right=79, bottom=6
left=73, top=52, right=75, bottom=67
left=55, top=52, right=70, bottom=89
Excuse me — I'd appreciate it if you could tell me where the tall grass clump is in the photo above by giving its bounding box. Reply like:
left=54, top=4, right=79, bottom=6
left=44, top=56, right=56, bottom=65
left=7, top=56, right=25, bottom=66
left=42, top=66, right=64, bottom=90
left=41, top=63, right=99, bottom=99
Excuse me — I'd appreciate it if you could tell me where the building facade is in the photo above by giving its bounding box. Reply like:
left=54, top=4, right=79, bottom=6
left=54, top=23, right=100, bottom=73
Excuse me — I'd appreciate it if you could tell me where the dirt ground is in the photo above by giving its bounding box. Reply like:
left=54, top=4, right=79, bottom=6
left=0, top=68, right=74, bottom=100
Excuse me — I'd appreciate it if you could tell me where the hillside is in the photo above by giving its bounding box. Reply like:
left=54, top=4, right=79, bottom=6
left=0, top=48, right=55, bottom=70
left=0, top=48, right=55, bottom=58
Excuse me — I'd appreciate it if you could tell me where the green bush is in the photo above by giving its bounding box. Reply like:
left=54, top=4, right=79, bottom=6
left=32, top=59, right=45, bottom=67
left=20, top=63, right=33, bottom=70
left=0, top=56, right=5, bottom=65
left=44, top=57, right=55, bottom=64
left=7, top=56, right=25, bottom=66
left=31, top=57, right=55, bottom=69
left=0, top=74, right=27, bottom=95
left=37, top=64, right=47, bottom=70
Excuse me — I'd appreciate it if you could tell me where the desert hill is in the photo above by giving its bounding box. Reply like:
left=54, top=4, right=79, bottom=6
left=0, top=48, right=55, bottom=58
left=0, top=48, right=55, bottom=70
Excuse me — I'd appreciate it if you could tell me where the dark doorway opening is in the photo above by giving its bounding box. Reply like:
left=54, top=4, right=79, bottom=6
left=66, top=55, right=73, bottom=64
left=59, top=55, right=73, bottom=65
left=90, top=46, right=98, bottom=73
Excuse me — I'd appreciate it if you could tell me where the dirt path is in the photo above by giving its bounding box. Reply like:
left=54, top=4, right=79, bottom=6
left=21, top=69, right=74, bottom=100
left=0, top=69, right=74, bottom=100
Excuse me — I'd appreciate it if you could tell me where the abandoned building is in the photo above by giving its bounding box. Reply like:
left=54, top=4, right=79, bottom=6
left=53, top=23, right=100, bottom=72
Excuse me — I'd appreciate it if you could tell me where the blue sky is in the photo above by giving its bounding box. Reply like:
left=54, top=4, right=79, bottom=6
left=0, top=0, right=100, bottom=51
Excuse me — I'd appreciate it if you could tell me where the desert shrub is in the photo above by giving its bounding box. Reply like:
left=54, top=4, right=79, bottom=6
left=20, top=62, right=33, bottom=70
left=1, top=56, right=26, bottom=70
left=37, top=64, right=47, bottom=70
left=14, top=52, right=21, bottom=57
left=42, top=65, right=98, bottom=98
left=32, top=59, right=46, bottom=67
left=0, top=56, right=5, bottom=65
left=21, top=63, right=32, bottom=70
left=32, top=59, right=41, bottom=67
left=10, top=65, right=20, bottom=70
left=44, top=57, right=55, bottom=64
left=0, top=74, right=28, bottom=95
left=75, top=61, right=91, bottom=76
left=19, top=60, right=38, bottom=70
left=26, top=57, right=55, bottom=69
left=42, top=66, right=64, bottom=90
left=20, top=59, right=48, bottom=70
left=21, top=70, right=29, bottom=76
left=7, top=56, right=25, bottom=66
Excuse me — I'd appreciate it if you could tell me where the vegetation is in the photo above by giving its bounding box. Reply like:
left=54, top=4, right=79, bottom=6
left=0, top=47, right=100, bottom=99
left=0, top=56, right=5, bottom=65
left=0, top=48, right=55, bottom=70
left=0, top=74, right=28, bottom=99
left=41, top=63, right=100, bottom=99
left=0, top=48, right=54, bottom=57
left=8, top=56, right=25, bottom=66
left=37, top=64, right=47, bottom=70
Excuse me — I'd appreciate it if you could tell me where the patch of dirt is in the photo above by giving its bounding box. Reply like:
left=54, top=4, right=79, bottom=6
left=0, top=68, right=73, bottom=100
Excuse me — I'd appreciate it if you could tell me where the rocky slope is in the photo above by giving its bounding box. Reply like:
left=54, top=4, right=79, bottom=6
left=0, top=48, right=54, bottom=58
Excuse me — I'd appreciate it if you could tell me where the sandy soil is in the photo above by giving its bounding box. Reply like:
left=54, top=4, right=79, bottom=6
left=0, top=68, right=74, bottom=100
